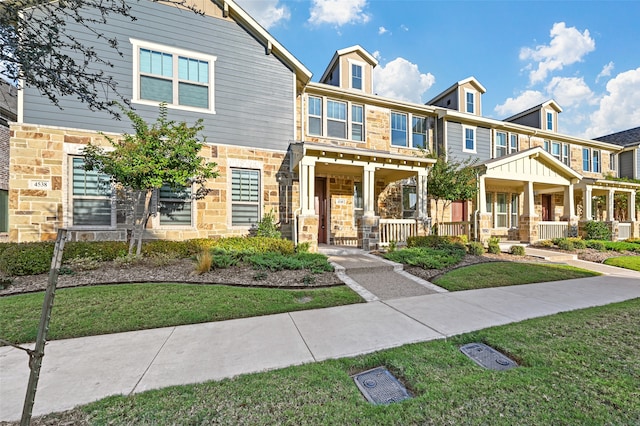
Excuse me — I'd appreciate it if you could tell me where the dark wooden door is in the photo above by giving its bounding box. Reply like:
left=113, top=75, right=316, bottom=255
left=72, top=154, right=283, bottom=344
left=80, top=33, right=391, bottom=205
left=541, top=195, right=552, bottom=221
left=314, top=178, right=327, bottom=244
left=451, top=200, right=468, bottom=222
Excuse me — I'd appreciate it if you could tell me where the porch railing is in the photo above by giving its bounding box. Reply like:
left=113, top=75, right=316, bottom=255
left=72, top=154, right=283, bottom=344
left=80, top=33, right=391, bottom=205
left=618, top=222, right=632, bottom=240
left=538, top=221, right=568, bottom=240
left=379, top=219, right=418, bottom=247
left=437, top=222, right=472, bottom=239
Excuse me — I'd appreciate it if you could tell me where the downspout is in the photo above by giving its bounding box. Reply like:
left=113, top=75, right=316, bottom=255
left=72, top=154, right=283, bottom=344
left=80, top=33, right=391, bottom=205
left=474, top=169, right=480, bottom=242
left=293, top=93, right=306, bottom=247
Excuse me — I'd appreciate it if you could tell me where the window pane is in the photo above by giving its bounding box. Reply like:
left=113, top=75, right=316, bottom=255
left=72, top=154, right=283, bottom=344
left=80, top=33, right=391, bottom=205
left=547, top=112, right=553, bottom=130
left=511, top=194, right=518, bottom=227
left=309, top=117, right=321, bottom=136
left=391, top=113, right=407, bottom=146
left=466, top=92, right=474, bottom=113
left=465, top=128, right=474, bottom=151
left=510, top=134, right=518, bottom=152
left=552, top=142, right=560, bottom=159
left=178, top=56, right=188, bottom=80
left=496, top=132, right=507, bottom=157
left=352, top=105, right=363, bottom=123
left=412, top=117, right=427, bottom=149
left=327, top=100, right=346, bottom=120
left=593, top=150, right=600, bottom=172
left=327, top=120, right=346, bottom=139
left=308, top=97, right=321, bottom=116
left=354, top=182, right=363, bottom=209
left=583, top=148, right=590, bottom=171
left=73, top=199, right=112, bottom=226
left=198, top=62, right=209, bottom=84
left=140, top=75, right=173, bottom=103
left=352, top=64, right=362, bottom=90
left=352, top=105, right=363, bottom=141
left=72, top=158, right=110, bottom=196
left=352, top=124, right=363, bottom=141
left=402, top=185, right=416, bottom=218
left=485, top=193, right=492, bottom=213
left=232, top=204, right=259, bottom=226
left=232, top=169, right=259, bottom=202
left=140, top=49, right=151, bottom=74
left=178, top=82, right=208, bottom=108
left=159, top=201, right=191, bottom=225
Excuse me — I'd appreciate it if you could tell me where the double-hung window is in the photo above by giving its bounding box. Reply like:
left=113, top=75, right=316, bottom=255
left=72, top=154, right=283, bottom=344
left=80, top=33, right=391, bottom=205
left=132, top=39, right=216, bottom=113
left=465, top=91, right=475, bottom=114
left=495, top=132, right=507, bottom=157
left=231, top=169, right=260, bottom=226
left=582, top=148, right=601, bottom=172
left=510, top=134, right=519, bottom=154
left=391, top=112, right=408, bottom=146
left=327, top=100, right=347, bottom=139
left=592, top=149, right=601, bottom=173
left=71, top=157, right=113, bottom=227
left=352, top=105, right=364, bottom=141
left=511, top=194, right=519, bottom=227
left=412, top=116, right=428, bottom=149
left=546, top=112, right=553, bottom=131
left=496, top=193, right=508, bottom=228
left=351, top=63, right=363, bottom=90
left=583, top=148, right=591, bottom=171
left=158, top=184, right=192, bottom=226
left=610, top=153, right=616, bottom=172
left=308, top=96, right=322, bottom=136
left=463, top=126, right=476, bottom=152
left=545, top=141, right=570, bottom=166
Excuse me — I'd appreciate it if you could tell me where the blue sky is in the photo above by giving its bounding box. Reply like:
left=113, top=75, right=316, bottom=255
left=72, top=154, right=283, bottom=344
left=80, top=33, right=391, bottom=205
left=236, top=0, right=640, bottom=139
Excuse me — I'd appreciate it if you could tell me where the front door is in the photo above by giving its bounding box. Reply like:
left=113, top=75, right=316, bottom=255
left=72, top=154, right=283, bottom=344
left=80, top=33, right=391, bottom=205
left=451, top=200, right=468, bottom=222
left=314, top=178, right=327, bottom=244
left=541, top=194, right=552, bottom=221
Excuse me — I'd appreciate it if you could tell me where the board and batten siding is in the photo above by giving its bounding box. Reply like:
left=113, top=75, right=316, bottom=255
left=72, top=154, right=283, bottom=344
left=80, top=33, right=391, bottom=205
left=22, top=0, right=295, bottom=152
left=445, top=121, right=491, bottom=162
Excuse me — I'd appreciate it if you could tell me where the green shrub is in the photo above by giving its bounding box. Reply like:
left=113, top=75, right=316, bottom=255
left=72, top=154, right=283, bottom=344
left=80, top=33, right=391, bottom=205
left=295, top=242, right=311, bottom=253
left=509, top=245, right=526, bottom=256
left=585, top=240, right=607, bottom=252
left=0, top=242, right=54, bottom=276
left=212, top=253, right=237, bottom=269
left=467, top=241, right=485, bottom=256
left=253, top=209, right=281, bottom=239
left=556, top=238, right=575, bottom=251
left=64, top=256, right=100, bottom=271
left=211, top=237, right=295, bottom=255
left=141, top=240, right=199, bottom=259
left=583, top=221, right=611, bottom=241
left=247, top=252, right=332, bottom=273
left=384, top=246, right=465, bottom=270
left=568, top=237, right=586, bottom=249
left=407, top=235, right=465, bottom=251
left=487, top=237, right=501, bottom=254
left=63, top=241, right=129, bottom=262
left=534, top=239, right=554, bottom=248
left=0, top=243, right=17, bottom=258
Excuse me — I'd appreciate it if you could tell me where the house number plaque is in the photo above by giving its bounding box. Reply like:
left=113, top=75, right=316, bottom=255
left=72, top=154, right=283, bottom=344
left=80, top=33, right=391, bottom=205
left=29, top=180, right=51, bottom=190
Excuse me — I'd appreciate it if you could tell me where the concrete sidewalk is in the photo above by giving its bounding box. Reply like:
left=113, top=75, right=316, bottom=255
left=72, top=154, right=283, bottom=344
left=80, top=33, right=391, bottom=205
left=2, top=272, right=640, bottom=421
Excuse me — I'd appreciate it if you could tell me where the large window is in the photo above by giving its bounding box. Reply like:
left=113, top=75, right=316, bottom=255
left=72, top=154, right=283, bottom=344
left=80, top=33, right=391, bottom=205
left=463, top=126, right=476, bottom=152
left=486, top=191, right=518, bottom=228
left=496, top=193, right=508, bottom=228
left=231, top=169, right=260, bottom=226
left=327, top=100, right=347, bottom=139
left=545, top=141, right=570, bottom=166
left=71, top=158, right=113, bottom=226
left=391, top=112, right=408, bottom=146
left=308, top=96, right=322, bottom=136
left=352, top=105, right=364, bottom=141
left=582, top=148, right=601, bottom=172
left=132, top=39, right=215, bottom=112
left=351, top=63, right=363, bottom=90
left=158, top=184, right=192, bottom=226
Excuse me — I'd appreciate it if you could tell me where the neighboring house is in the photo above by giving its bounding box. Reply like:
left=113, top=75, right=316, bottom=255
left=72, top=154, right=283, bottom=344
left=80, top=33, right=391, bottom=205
left=8, top=0, right=640, bottom=248
left=594, top=127, right=640, bottom=180
left=0, top=82, right=18, bottom=236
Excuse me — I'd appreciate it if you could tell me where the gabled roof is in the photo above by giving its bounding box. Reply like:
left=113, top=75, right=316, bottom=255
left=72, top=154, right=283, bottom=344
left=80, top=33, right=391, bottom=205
left=426, top=76, right=486, bottom=105
left=215, top=0, right=312, bottom=84
left=319, top=45, right=378, bottom=83
left=503, top=100, right=563, bottom=122
left=476, top=146, right=582, bottom=181
left=594, top=126, right=640, bottom=147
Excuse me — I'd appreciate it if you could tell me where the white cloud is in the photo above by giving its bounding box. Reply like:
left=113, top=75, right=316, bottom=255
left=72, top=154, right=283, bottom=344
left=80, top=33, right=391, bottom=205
left=494, top=90, right=547, bottom=117
left=373, top=57, right=435, bottom=103
left=308, top=0, right=370, bottom=26
left=584, top=67, right=640, bottom=138
left=372, top=50, right=382, bottom=61
left=546, top=76, right=595, bottom=107
left=400, top=24, right=408, bottom=31
left=520, top=22, right=595, bottom=84
left=378, top=26, right=389, bottom=35
left=596, top=61, right=615, bottom=83
left=235, top=0, right=290, bottom=29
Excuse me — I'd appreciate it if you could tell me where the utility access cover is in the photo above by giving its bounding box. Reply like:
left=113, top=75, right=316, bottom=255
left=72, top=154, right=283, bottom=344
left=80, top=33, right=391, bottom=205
left=460, top=343, right=518, bottom=371
left=353, top=367, right=412, bottom=405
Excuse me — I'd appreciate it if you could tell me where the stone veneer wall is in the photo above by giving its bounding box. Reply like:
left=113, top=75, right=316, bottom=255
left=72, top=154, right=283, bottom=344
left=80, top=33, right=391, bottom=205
left=327, top=176, right=359, bottom=246
left=0, top=126, right=8, bottom=191
left=9, top=124, right=298, bottom=242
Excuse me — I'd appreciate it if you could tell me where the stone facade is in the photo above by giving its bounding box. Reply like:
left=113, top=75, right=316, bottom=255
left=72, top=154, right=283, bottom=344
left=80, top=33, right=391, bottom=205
left=0, top=127, right=8, bottom=191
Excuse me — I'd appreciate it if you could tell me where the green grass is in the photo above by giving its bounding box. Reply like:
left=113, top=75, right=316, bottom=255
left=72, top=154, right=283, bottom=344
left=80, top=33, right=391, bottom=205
left=434, top=262, right=600, bottom=291
left=0, top=284, right=363, bottom=345
left=30, top=298, right=640, bottom=425
left=603, top=255, right=640, bottom=271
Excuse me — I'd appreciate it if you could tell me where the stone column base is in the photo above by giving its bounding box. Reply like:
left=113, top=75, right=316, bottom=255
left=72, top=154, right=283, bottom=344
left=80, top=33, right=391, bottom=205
left=519, top=215, right=539, bottom=243
left=357, top=215, right=380, bottom=251
left=297, top=215, right=319, bottom=253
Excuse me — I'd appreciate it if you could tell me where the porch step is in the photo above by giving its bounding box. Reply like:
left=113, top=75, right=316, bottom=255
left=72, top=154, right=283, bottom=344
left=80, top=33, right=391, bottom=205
left=524, top=247, right=578, bottom=262
left=318, top=245, right=367, bottom=256
left=328, top=254, right=395, bottom=273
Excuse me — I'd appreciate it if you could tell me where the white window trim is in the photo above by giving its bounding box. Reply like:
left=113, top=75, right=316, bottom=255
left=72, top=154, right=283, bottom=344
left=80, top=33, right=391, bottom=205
left=227, top=159, right=263, bottom=229
left=307, top=95, right=365, bottom=143
left=347, top=58, right=366, bottom=91
left=307, top=95, right=323, bottom=136
left=546, top=111, right=554, bottom=131
left=464, top=89, right=475, bottom=114
left=327, top=99, right=347, bottom=139
left=495, top=130, right=508, bottom=158
left=391, top=111, right=408, bottom=147
left=410, top=114, right=429, bottom=150
left=462, top=125, right=476, bottom=153
left=351, top=104, right=365, bottom=142
left=509, top=133, right=519, bottom=154
left=130, top=38, right=217, bottom=114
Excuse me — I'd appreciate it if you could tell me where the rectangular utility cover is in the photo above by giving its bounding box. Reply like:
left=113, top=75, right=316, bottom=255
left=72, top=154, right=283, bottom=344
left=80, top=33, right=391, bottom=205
left=353, top=367, right=412, bottom=405
left=460, top=343, right=518, bottom=371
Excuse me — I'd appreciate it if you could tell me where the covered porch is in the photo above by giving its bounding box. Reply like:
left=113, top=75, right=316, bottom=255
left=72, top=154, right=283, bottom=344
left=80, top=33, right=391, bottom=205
left=289, top=142, right=435, bottom=251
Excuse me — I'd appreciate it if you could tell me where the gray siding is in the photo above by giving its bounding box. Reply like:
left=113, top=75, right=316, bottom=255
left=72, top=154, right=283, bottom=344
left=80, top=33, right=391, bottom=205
left=446, top=121, right=491, bottom=162
left=507, top=111, right=540, bottom=129
left=619, top=151, right=634, bottom=179
left=430, top=91, right=458, bottom=111
left=23, top=1, right=295, bottom=151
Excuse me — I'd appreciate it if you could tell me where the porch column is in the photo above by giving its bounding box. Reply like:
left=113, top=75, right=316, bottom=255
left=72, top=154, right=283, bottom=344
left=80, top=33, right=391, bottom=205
left=562, top=185, right=576, bottom=220
left=524, top=181, right=535, bottom=216
left=363, top=164, right=376, bottom=217
left=607, top=189, right=615, bottom=221
left=300, top=158, right=316, bottom=216
left=583, top=186, right=593, bottom=220
left=477, top=174, right=491, bottom=242
left=629, top=189, right=636, bottom=221
left=478, top=175, right=487, bottom=214
left=520, top=180, right=539, bottom=242
left=416, top=170, right=428, bottom=219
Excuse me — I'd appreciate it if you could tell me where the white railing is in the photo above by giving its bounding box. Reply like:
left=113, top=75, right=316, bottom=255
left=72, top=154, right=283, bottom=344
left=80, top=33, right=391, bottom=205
left=618, top=222, right=632, bottom=240
left=538, top=221, right=568, bottom=240
left=379, top=219, right=418, bottom=247
left=437, top=222, right=472, bottom=239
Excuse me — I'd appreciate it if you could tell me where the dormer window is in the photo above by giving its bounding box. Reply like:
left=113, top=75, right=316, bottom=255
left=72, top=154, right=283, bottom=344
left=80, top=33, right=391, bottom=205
left=351, top=63, right=363, bottom=90
left=546, top=112, right=554, bottom=131
left=465, top=91, right=475, bottom=114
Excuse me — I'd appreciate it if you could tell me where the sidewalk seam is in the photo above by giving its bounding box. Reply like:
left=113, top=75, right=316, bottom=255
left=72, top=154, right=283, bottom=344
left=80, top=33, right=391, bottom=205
left=287, top=313, right=317, bottom=362
left=129, top=327, right=177, bottom=395
left=380, top=300, right=446, bottom=338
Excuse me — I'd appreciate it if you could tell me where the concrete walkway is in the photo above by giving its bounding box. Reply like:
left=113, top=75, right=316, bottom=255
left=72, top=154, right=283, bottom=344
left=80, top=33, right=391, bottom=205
left=2, top=248, right=640, bottom=421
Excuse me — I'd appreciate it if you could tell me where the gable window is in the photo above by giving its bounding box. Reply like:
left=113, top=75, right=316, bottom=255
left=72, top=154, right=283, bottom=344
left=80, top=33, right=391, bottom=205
left=412, top=116, right=428, bottom=149
left=308, top=96, right=322, bottom=136
left=495, top=131, right=507, bottom=157
left=158, top=184, right=192, bottom=226
left=71, top=157, right=113, bottom=227
left=132, top=39, right=216, bottom=113
left=546, top=112, right=553, bottom=131
left=352, top=105, right=364, bottom=141
left=391, top=112, right=408, bottom=146
left=465, top=91, right=475, bottom=114
left=463, top=126, right=476, bottom=153
left=351, top=63, right=363, bottom=90
left=231, top=168, right=260, bottom=226
left=327, top=100, right=347, bottom=139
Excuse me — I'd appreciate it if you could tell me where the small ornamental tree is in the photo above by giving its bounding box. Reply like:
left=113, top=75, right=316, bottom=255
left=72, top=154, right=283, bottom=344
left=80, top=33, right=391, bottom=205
left=427, top=155, right=478, bottom=231
left=83, top=103, right=218, bottom=255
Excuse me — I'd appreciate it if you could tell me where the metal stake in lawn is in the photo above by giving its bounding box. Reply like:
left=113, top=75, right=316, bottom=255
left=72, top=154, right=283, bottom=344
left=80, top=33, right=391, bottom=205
left=20, top=229, right=68, bottom=425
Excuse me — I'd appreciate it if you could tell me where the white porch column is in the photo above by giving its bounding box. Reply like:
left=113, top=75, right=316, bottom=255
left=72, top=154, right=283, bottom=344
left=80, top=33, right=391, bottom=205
left=608, top=189, right=615, bottom=221
left=629, top=189, right=636, bottom=221
left=583, top=186, right=593, bottom=220
left=363, top=164, right=376, bottom=217
left=524, top=180, right=536, bottom=216
left=563, top=185, right=575, bottom=219
left=300, top=158, right=316, bottom=216
left=478, top=175, right=487, bottom=214
left=416, top=169, right=429, bottom=219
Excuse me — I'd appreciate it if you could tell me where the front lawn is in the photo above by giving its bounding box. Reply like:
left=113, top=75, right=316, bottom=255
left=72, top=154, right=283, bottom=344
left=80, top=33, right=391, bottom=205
left=28, top=298, right=640, bottom=425
left=433, top=262, right=600, bottom=291
left=603, top=256, right=640, bottom=271
left=0, top=284, right=363, bottom=345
